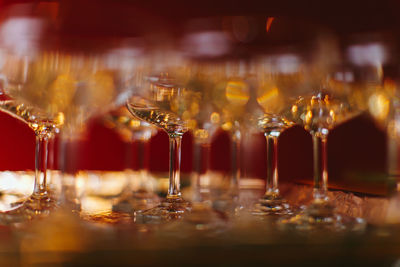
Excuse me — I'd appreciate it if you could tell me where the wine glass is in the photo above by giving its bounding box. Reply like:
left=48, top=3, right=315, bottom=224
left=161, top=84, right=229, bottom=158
left=174, top=59, right=232, bottom=231
left=251, top=53, right=302, bottom=216
left=0, top=99, right=63, bottom=220
left=279, top=35, right=366, bottom=231
left=0, top=17, right=66, bottom=220
left=0, top=16, right=137, bottom=220
left=207, top=59, right=256, bottom=215
left=102, top=107, right=159, bottom=213
left=126, top=51, right=193, bottom=222
left=344, top=37, right=400, bottom=222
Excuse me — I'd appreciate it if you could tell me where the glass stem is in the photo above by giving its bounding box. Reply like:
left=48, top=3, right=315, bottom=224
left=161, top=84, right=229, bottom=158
left=192, top=140, right=210, bottom=202
left=265, top=133, right=280, bottom=196
left=230, top=129, right=241, bottom=196
left=312, top=133, right=328, bottom=201
left=33, top=135, right=49, bottom=197
left=167, top=134, right=183, bottom=199
left=58, top=134, right=80, bottom=211
left=192, top=141, right=202, bottom=202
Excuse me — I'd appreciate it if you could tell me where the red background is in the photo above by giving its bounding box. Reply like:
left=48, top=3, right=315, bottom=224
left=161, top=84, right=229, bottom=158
left=0, top=110, right=388, bottom=195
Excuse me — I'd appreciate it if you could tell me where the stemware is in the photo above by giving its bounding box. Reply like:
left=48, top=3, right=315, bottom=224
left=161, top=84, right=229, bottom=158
left=344, top=38, right=400, bottom=222
left=0, top=100, right=63, bottom=220
left=0, top=16, right=137, bottom=221
left=251, top=53, right=302, bottom=216
left=102, top=107, right=159, bottom=213
left=126, top=51, right=192, bottom=222
left=208, top=59, right=255, bottom=215
left=279, top=36, right=366, bottom=231
left=176, top=60, right=231, bottom=230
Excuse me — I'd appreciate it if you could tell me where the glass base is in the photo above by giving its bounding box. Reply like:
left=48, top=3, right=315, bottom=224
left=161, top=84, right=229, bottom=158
left=179, top=202, right=228, bottom=231
left=112, top=189, right=159, bottom=213
left=252, top=192, right=292, bottom=216
left=135, top=197, right=191, bottom=224
left=212, top=192, right=243, bottom=216
left=278, top=200, right=366, bottom=232
left=1, top=194, right=57, bottom=224
left=158, top=202, right=229, bottom=238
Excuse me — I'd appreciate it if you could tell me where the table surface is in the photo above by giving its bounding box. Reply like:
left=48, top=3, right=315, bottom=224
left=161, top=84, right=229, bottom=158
left=0, top=171, right=398, bottom=266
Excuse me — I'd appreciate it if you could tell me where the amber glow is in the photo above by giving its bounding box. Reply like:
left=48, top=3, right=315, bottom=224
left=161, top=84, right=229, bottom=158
left=129, top=119, right=141, bottom=128
left=368, top=91, right=390, bottom=122
left=210, top=112, right=220, bottom=124
left=257, top=86, right=283, bottom=113
left=225, top=80, right=249, bottom=106
left=266, top=17, right=275, bottom=32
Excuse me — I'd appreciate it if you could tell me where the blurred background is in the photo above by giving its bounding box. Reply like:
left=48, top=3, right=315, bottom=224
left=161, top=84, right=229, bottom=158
left=0, top=0, right=394, bottom=196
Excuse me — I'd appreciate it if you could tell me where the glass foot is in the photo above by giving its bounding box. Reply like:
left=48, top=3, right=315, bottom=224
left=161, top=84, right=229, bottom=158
left=252, top=192, right=292, bottom=216
left=135, top=197, right=191, bottom=224
left=180, top=202, right=228, bottom=231
left=278, top=200, right=366, bottom=232
left=212, top=193, right=243, bottom=216
left=112, top=189, right=160, bottom=213
left=1, top=194, right=57, bottom=224
left=159, top=203, right=229, bottom=238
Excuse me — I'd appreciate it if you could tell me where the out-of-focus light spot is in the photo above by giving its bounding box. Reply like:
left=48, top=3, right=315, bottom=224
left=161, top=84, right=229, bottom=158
left=129, top=119, right=141, bottom=128
left=347, top=43, right=387, bottom=66
left=225, top=80, right=249, bottom=106
left=291, top=105, right=298, bottom=114
left=266, top=17, right=275, bottom=32
left=182, top=31, right=231, bottom=57
left=222, top=121, right=232, bottom=131
left=329, top=109, right=336, bottom=121
left=262, top=54, right=300, bottom=74
left=81, top=197, right=112, bottom=214
left=0, top=17, right=45, bottom=56
left=194, top=129, right=209, bottom=140
left=210, top=112, right=220, bottom=124
left=369, top=92, right=390, bottom=122
left=334, top=71, right=354, bottom=82
left=257, top=86, right=282, bottom=113
left=305, top=110, right=313, bottom=124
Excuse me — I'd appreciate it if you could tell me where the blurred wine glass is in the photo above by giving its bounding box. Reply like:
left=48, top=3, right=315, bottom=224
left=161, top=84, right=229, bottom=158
left=102, top=107, right=159, bottom=213
left=251, top=53, right=303, bottom=216
left=177, top=58, right=232, bottom=230
left=279, top=35, right=366, bottom=231
left=0, top=99, right=63, bottom=220
left=207, top=59, right=255, bottom=215
left=126, top=51, right=193, bottom=222
left=344, top=36, right=400, bottom=222
left=0, top=15, right=136, bottom=220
